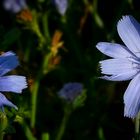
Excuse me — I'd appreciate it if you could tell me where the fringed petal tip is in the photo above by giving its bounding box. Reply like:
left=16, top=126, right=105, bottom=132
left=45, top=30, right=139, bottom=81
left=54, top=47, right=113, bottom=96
left=98, top=58, right=137, bottom=81
left=123, top=100, right=139, bottom=119
left=117, top=15, right=134, bottom=28
left=0, top=75, right=28, bottom=94
left=14, top=76, right=28, bottom=93
left=15, top=76, right=28, bottom=93
left=20, top=76, right=28, bottom=88
left=117, top=15, right=131, bottom=23
left=124, top=102, right=136, bottom=119
left=124, top=111, right=136, bottom=119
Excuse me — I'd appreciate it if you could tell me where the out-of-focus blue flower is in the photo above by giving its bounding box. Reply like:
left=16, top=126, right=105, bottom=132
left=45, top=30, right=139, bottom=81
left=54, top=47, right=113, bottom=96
left=3, top=0, right=27, bottom=13
left=58, top=83, right=83, bottom=102
left=54, top=0, right=68, bottom=15
left=0, top=51, right=27, bottom=111
left=96, top=15, right=140, bottom=118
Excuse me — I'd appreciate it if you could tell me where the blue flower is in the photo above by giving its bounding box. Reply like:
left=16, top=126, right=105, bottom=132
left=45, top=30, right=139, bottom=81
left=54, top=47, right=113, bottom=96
left=96, top=15, right=140, bottom=118
left=0, top=51, right=27, bottom=111
left=58, top=83, right=83, bottom=102
left=54, top=0, right=68, bottom=16
left=3, top=0, right=27, bottom=13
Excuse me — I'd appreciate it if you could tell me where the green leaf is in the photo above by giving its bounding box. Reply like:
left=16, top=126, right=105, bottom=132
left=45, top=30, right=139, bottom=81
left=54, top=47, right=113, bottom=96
left=0, top=113, right=8, bottom=132
left=72, top=90, right=87, bottom=109
left=0, top=28, right=21, bottom=49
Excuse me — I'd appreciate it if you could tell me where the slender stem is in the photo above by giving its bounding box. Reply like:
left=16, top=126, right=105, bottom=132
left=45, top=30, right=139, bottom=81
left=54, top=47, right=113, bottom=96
left=83, top=0, right=104, bottom=28
left=30, top=11, right=51, bottom=128
left=16, top=115, right=36, bottom=140
left=31, top=53, right=52, bottom=128
left=42, top=13, right=51, bottom=42
left=135, top=113, right=140, bottom=140
left=30, top=11, right=45, bottom=48
left=24, top=122, right=36, bottom=140
left=55, top=107, right=71, bottom=140
left=31, top=77, right=40, bottom=128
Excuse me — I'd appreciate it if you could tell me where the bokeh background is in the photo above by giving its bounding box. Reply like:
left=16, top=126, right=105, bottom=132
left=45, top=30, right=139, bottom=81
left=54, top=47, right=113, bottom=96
left=0, top=0, right=140, bottom=139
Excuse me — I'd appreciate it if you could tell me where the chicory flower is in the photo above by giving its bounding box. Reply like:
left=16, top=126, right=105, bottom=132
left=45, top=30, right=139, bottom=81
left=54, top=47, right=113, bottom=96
left=0, top=51, right=27, bottom=111
left=58, top=82, right=83, bottom=102
left=96, top=15, right=140, bottom=118
left=3, top=0, right=27, bottom=13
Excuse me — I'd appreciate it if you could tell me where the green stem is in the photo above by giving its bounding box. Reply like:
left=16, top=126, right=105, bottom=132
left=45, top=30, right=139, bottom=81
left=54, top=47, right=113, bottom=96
left=135, top=113, right=140, bottom=140
left=16, top=115, right=36, bottom=140
left=24, top=122, right=36, bottom=140
left=31, top=52, right=52, bottom=128
left=31, top=77, right=40, bottom=128
left=32, top=21, right=45, bottom=48
left=55, top=107, right=71, bottom=140
left=30, top=11, right=51, bottom=128
left=83, top=0, right=104, bottom=28
left=30, top=11, right=45, bottom=48
left=42, top=13, right=51, bottom=43
left=92, top=0, right=104, bottom=28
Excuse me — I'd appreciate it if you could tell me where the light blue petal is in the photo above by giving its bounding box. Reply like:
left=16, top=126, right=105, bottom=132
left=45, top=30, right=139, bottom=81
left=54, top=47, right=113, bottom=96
left=55, top=0, right=68, bottom=15
left=96, top=42, right=134, bottom=58
left=117, top=15, right=140, bottom=57
left=3, top=0, right=27, bottom=13
left=0, top=92, right=18, bottom=110
left=123, top=74, right=140, bottom=118
left=0, top=51, right=19, bottom=76
left=100, top=58, right=138, bottom=75
left=100, top=70, right=137, bottom=81
left=0, top=75, right=27, bottom=93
